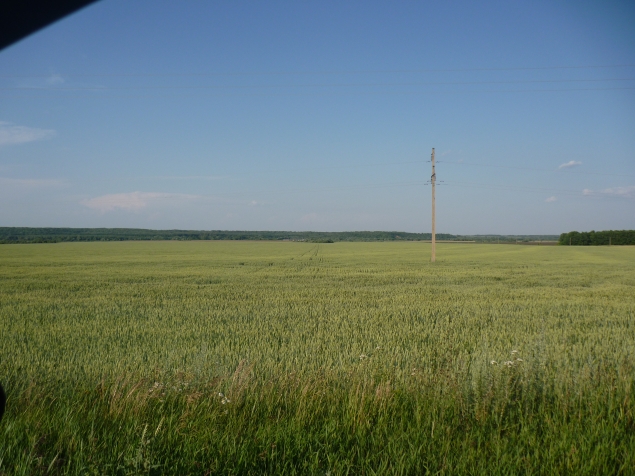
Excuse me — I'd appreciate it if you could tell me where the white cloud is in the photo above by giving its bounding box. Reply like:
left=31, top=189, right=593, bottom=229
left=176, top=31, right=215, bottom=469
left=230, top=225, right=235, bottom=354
left=545, top=196, right=557, bottom=202
left=0, top=122, right=56, bottom=146
left=583, top=185, right=635, bottom=199
left=558, top=160, right=582, bottom=169
left=83, top=191, right=201, bottom=213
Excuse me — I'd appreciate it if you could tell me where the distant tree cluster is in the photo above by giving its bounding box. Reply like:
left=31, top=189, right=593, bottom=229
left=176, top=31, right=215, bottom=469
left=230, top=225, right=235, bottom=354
left=559, top=230, right=635, bottom=246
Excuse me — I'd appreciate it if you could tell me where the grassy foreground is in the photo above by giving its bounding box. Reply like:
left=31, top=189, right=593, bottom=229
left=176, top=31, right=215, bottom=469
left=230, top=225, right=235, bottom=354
left=1, top=242, right=634, bottom=474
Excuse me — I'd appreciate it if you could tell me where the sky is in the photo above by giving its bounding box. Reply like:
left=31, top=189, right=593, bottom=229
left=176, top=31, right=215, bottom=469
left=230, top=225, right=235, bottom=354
left=0, top=0, right=634, bottom=234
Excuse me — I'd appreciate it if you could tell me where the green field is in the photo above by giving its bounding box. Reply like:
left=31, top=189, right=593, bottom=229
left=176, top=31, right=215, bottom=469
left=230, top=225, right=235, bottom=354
left=1, top=242, right=634, bottom=474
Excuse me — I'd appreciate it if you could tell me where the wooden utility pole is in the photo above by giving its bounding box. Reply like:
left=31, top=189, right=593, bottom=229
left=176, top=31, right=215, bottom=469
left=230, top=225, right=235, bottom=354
left=431, top=148, right=436, bottom=263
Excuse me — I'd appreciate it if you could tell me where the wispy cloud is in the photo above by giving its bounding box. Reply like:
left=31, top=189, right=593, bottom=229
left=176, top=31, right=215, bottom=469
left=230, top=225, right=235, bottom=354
left=0, top=177, right=65, bottom=188
left=145, top=175, right=227, bottom=181
left=46, top=74, right=65, bottom=85
left=545, top=196, right=557, bottom=202
left=0, top=122, right=56, bottom=146
left=558, top=160, right=582, bottom=169
left=583, top=185, right=635, bottom=199
left=301, top=212, right=319, bottom=223
left=82, top=191, right=202, bottom=212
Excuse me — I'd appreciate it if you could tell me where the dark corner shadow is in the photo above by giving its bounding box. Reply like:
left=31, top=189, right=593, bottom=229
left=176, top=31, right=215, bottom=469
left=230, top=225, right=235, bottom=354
left=0, top=0, right=100, bottom=51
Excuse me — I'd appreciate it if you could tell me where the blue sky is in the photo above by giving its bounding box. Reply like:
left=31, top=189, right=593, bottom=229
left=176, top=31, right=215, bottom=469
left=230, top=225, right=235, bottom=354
left=0, top=0, right=633, bottom=234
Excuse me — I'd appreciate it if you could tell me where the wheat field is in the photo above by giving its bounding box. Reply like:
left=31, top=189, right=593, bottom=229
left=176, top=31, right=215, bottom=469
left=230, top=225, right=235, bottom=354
left=1, top=241, right=634, bottom=474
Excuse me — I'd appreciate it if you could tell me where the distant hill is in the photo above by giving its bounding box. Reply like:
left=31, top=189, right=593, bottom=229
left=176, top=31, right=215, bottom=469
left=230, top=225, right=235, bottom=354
left=458, top=234, right=560, bottom=243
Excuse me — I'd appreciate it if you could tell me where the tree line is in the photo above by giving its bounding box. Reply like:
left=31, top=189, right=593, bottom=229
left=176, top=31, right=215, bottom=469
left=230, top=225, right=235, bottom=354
left=0, top=228, right=454, bottom=244
left=0, top=228, right=565, bottom=244
left=559, top=230, right=635, bottom=246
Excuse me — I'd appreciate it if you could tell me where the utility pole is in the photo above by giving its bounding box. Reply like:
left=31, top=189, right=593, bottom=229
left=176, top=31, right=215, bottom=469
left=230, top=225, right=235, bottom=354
left=431, top=148, right=436, bottom=263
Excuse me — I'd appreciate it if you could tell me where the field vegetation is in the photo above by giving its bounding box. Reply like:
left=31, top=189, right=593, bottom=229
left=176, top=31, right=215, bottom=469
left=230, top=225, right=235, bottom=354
left=1, top=242, right=634, bottom=474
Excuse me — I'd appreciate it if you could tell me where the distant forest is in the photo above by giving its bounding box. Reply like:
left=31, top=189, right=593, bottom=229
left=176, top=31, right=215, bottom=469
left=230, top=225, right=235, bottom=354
left=0, top=228, right=449, bottom=244
left=559, top=230, right=635, bottom=246
left=0, top=228, right=561, bottom=244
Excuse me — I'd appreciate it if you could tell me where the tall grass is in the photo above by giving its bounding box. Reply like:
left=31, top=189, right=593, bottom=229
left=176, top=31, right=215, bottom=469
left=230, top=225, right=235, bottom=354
left=1, top=242, right=634, bottom=474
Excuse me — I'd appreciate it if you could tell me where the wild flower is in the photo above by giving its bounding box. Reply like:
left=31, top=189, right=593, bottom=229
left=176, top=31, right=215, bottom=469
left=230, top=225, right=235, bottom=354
left=491, top=360, right=498, bottom=365
left=359, top=354, right=368, bottom=360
